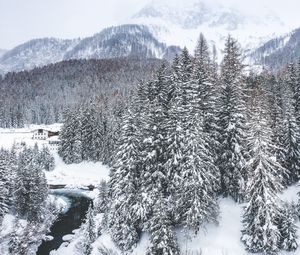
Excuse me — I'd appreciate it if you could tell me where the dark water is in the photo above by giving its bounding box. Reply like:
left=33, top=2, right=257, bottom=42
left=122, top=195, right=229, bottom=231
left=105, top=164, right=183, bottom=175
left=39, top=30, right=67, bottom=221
left=37, top=190, right=92, bottom=255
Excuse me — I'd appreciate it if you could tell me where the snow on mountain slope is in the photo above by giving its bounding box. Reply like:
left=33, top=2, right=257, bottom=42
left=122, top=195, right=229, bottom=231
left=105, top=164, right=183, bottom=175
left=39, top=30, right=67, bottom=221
left=64, top=24, right=179, bottom=61
left=1, top=0, right=297, bottom=73
left=0, top=25, right=180, bottom=73
left=0, top=38, right=79, bottom=73
left=130, top=0, right=292, bottom=59
left=248, top=27, right=300, bottom=69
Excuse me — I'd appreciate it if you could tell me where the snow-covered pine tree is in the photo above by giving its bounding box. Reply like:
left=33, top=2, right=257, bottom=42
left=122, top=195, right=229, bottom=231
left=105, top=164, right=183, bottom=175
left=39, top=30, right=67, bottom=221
left=242, top=87, right=283, bottom=255
left=0, top=152, right=11, bottom=224
left=294, top=60, right=300, bottom=126
left=178, top=120, right=219, bottom=233
left=39, top=146, right=55, bottom=171
left=165, top=48, right=193, bottom=199
left=96, top=180, right=109, bottom=214
left=279, top=202, right=298, bottom=251
left=216, top=35, right=247, bottom=202
left=139, top=64, right=171, bottom=206
left=275, top=68, right=300, bottom=184
left=8, top=219, right=23, bottom=255
left=146, top=195, right=180, bottom=255
left=109, top=108, right=140, bottom=252
left=191, top=33, right=220, bottom=191
left=58, top=108, right=83, bottom=164
left=286, top=62, right=299, bottom=116
left=192, top=33, right=214, bottom=122
left=281, top=88, right=300, bottom=184
left=14, top=147, right=48, bottom=222
left=80, top=205, right=97, bottom=255
left=81, top=101, right=103, bottom=162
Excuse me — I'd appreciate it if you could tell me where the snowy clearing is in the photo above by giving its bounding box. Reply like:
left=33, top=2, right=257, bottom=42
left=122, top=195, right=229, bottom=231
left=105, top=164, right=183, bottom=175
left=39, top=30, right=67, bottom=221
left=0, top=124, right=110, bottom=188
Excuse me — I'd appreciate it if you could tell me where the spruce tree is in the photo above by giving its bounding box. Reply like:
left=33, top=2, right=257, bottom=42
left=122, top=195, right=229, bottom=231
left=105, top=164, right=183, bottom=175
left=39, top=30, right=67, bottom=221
left=80, top=205, right=97, bottom=255
left=109, top=108, right=140, bottom=252
left=96, top=180, right=109, bottom=214
left=279, top=203, right=298, bottom=251
left=216, top=35, right=247, bottom=202
left=58, top=108, right=83, bottom=164
left=178, top=121, right=219, bottom=232
left=81, top=101, right=103, bottom=161
left=0, top=154, right=11, bottom=223
left=39, top=146, right=55, bottom=171
left=14, top=148, right=48, bottom=222
left=146, top=196, right=180, bottom=255
left=242, top=88, right=283, bottom=255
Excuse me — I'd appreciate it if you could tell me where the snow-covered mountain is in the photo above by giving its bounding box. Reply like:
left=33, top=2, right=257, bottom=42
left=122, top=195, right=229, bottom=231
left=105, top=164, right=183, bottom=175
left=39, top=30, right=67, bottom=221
left=248, top=27, right=300, bottom=69
left=0, top=38, right=79, bottom=73
left=130, top=0, right=291, bottom=58
left=0, top=25, right=180, bottom=73
left=64, top=24, right=180, bottom=61
left=1, top=0, right=298, bottom=73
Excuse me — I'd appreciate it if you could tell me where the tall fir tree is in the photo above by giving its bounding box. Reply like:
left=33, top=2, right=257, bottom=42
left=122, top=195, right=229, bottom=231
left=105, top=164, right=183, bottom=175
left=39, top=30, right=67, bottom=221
left=278, top=202, right=298, bottom=251
left=242, top=88, right=283, bottom=255
left=216, top=35, right=247, bottom=202
left=80, top=205, right=97, bottom=255
left=0, top=153, right=11, bottom=224
left=58, top=108, right=83, bottom=164
left=146, top=196, right=180, bottom=255
left=14, top=147, right=48, bottom=222
left=109, top=107, right=141, bottom=252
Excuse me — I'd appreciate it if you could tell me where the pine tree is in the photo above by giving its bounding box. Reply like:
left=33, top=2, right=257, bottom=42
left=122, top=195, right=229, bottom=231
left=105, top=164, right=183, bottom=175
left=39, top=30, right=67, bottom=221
left=216, top=35, right=247, bottom=202
left=39, top=146, right=55, bottom=171
left=294, top=59, right=300, bottom=126
left=147, top=196, right=180, bottom=255
left=178, top=121, right=219, bottom=232
left=242, top=88, right=283, bottom=255
left=58, top=108, right=83, bottom=164
left=165, top=49, right=195, bottom=200
left=0, top=153, right=11, bottom=223
left=109, top=108, right=140, bottom=252
left=281, top=103, right=300, bottom=184
left=96, top=180, right=109, bottom=214
left=192, top=33, right=214, bottom=122
left=191, top=33, right=220, bottom=191
left=138, top=64, right=171, bottom=222
left=81, top=101, right=103, bottom=161
left=279, top=203, right=298, bottom=251
left=14, top=147, right=48, bottom=222
left=80, top=205, right=97, bottom=255
left=279, top=70, right=300, bottom=184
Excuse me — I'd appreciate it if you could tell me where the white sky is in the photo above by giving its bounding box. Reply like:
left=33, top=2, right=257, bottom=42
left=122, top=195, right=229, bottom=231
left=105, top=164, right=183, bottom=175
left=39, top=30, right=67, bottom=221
left=0, top=0, right=300, bottom=49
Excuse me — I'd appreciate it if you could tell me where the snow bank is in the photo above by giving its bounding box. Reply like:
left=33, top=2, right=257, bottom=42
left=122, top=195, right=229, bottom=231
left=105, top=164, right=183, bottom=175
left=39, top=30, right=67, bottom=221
left=0, top=124, right=110, bottom=188
left=0, top=123, right=62, bottom=149
left=45, top=154, right=110, bottom=188
left=176, top=198, right=247, bottom=255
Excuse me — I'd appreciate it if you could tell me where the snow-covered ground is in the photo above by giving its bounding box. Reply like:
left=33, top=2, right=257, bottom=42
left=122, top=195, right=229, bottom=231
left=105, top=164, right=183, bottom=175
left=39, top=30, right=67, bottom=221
left=50, top=185, right=300, bottom=255
left=0, top=123, right=62, bottom=149
left=0, top=124, right=110, bottom=188
left=45, top=155, right=110, bottom=188
left=2, top=125, right=300, bottom=254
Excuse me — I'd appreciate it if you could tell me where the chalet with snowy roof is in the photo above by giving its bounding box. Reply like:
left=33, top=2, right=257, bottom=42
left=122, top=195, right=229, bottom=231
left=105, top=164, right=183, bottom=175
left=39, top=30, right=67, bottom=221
left=32, top=128, right=59, bottom=140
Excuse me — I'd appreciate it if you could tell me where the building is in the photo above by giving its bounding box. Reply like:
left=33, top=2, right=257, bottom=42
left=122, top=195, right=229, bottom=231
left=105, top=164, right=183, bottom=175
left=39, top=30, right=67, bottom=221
left=32, top=129, right=49, bottom=140
left=32, top=129, right=59, bottom=140
left=48, top=139, right=61, bottom=151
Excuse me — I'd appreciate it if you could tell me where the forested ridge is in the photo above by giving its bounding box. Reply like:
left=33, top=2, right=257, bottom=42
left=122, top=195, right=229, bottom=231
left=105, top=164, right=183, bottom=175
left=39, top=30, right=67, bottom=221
left=0, top=58, right=162, bottom=128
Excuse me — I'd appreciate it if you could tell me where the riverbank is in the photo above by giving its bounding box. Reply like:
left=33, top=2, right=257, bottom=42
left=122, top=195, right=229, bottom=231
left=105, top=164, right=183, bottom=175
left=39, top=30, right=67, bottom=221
left=37, top=190, right=92, bottom=255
